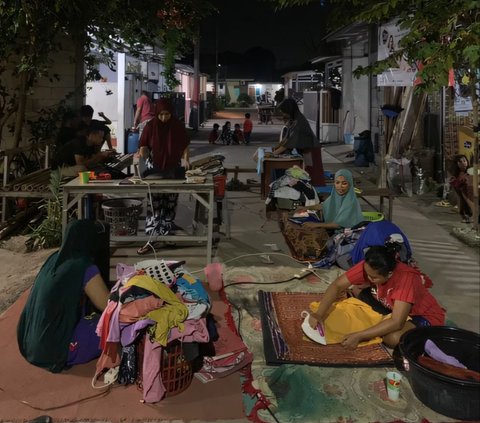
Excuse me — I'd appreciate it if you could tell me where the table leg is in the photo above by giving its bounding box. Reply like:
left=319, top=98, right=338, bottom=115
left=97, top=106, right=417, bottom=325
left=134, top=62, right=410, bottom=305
left=206, top=190, right=214, bottom=264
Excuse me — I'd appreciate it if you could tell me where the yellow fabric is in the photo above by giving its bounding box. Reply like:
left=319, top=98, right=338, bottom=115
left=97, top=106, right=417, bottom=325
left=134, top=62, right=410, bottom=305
left=126, top=275, right=188, bottom=346
left=181, top=273, right=196, bottom=284
left=309, top=297, right=390, bottom=346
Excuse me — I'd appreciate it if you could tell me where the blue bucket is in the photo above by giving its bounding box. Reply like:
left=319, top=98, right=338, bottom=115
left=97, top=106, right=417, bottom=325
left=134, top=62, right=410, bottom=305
left=127, top=131, right=140, bottom=153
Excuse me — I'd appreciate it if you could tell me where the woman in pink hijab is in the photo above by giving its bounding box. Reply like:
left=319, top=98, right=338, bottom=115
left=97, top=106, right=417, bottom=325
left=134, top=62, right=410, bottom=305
left=137, top=98, right=191, bottom=255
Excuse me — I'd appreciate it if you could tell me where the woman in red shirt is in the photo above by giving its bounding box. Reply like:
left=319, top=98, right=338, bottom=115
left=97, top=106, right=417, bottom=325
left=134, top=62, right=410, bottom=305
left=309, top=245, right=445, bottom=349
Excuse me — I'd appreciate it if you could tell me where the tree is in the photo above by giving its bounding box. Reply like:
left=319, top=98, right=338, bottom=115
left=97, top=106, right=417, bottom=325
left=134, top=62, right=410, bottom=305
left=0, top=0, right=214, bottom=150
left=269, top=0, right=479, bottom=231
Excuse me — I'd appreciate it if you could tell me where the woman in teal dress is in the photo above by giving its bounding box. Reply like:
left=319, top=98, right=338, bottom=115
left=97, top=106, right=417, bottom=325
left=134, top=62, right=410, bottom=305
left=303, top=169, right=363, bottom=231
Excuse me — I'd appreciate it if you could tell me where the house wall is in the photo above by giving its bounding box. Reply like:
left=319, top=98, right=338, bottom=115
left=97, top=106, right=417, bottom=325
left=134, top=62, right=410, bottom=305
left=1, top=38, right=81, bottom=150
left=340, top=43, right=369, bottom=141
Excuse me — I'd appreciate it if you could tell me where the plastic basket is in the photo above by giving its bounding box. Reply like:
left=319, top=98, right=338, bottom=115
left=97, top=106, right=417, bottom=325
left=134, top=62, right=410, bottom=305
left=161, top=341, right=193, bottom=397
left=213, top=174, right=227, bottom=197
left=101, top=198, right=142, bottom=236
left=362, top=211, right=384, bottom=222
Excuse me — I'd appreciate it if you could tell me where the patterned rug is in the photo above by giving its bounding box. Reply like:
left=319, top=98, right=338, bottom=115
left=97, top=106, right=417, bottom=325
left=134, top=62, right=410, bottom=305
left=259, top=290, right=393, bottom=367
left=222, top=265, right=458, bottom=423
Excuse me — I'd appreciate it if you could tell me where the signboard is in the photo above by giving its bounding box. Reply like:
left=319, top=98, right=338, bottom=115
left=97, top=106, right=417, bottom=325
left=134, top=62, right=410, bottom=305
left=377, top=21, right=417, bottom=87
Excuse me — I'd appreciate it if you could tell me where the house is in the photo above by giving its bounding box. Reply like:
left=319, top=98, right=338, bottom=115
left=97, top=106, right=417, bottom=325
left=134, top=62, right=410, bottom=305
left=303, top=20, right=475, bottom=190
left=86, top=51, right=208, bottom=153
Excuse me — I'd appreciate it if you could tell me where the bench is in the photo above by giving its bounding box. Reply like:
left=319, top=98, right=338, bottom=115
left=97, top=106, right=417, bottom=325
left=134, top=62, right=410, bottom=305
left=224, top=166, right=259, bottom=185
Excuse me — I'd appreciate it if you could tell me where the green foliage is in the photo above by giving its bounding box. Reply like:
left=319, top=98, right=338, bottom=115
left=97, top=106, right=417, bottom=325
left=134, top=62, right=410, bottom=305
left=214, top=96, right=226, bottom=111
left=236, top=93, right=254, bottom=107
left=270, top=0, right=479, bottom=94
left=0, top=0, right=215, bottom=149
left=28, top=170, right=63, bottom=251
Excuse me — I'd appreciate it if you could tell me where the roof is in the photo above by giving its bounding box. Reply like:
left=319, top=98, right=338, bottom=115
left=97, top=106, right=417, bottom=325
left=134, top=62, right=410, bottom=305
left=281, top=70, right=318, bottom=79
left=310, top=55, right=342, bottom=65
left=323, top=21, right=369, bottom=44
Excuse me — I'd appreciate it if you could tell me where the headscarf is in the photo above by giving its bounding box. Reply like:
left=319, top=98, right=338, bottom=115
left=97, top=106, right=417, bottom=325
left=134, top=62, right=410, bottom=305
left=277, top=99, right=318, bottom=150
left=139, top=98, right=189, bottom=171
left=17, top=220, right=102, bottom=372
left=351, top=221, right=412, bottom=264
left=322, top=169, right=363, bottom=228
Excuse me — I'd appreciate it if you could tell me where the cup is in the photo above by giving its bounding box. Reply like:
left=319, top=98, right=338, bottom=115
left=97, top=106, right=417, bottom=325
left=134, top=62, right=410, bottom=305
left=386, top=371, right=402, bottom=401
left=79, top=171, right=90, bottom=184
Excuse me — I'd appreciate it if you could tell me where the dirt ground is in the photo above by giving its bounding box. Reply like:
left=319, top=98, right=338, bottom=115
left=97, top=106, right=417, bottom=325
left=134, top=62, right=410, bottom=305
left=0, top=236, right=55, bottom=314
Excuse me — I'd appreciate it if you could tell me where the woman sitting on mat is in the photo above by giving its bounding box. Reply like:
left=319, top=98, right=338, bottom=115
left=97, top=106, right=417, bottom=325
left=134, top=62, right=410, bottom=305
left=17, top=220, right=110, bottom=372
left=308, top=245, right=445, bottom=349
left=302, top=169, right=364, bottom=232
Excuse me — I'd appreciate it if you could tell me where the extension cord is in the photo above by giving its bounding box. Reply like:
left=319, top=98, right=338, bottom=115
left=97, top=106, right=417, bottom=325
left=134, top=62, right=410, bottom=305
left=104, top=366, right=119, bottom=384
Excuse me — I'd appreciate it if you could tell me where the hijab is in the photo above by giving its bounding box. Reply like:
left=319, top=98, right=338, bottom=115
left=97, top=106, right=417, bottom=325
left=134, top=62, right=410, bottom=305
left=140, top=98, right=189, bottom=171
left=322, top=169, right=363, bottom=228
left=17, top=220, right=102, bottom=372
left=277, top=98, right=318, bottom=150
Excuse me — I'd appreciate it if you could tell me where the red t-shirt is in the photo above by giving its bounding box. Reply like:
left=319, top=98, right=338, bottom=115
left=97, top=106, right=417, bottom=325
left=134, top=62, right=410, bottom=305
left=345, top=261, right=445, bottom=325
left=243, top=118, right=252, bottom=133
left=208, top=129, right=219, bottom=143
left=136, top=95, right=154, bottom=123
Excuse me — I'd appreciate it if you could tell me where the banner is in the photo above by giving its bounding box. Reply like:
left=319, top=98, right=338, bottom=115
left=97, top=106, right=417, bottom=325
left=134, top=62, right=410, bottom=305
left=377, top=21, right=417, bottom=87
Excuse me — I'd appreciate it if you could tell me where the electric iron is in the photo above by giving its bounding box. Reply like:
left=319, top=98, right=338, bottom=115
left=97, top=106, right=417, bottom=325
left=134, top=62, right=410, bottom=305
left=301, top=310, right=326, bottom=345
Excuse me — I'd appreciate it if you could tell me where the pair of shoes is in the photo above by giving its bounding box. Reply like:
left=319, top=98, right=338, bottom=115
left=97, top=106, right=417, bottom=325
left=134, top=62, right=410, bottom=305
left=461, top=217, right=472, bottom=224
left=435, top=200, right=451, bottom=207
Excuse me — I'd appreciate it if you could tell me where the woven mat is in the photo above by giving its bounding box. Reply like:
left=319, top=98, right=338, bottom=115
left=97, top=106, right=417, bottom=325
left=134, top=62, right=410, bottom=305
left=259, top=290, right=393, bottom=366
left=0, top=290, right=245, bottom=422
left=222, top=266, right=455, bottom=423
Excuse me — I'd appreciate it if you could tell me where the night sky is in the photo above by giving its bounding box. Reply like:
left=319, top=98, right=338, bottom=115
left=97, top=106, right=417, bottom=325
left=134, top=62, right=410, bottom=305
left=199, top=0, right=331, bottom=75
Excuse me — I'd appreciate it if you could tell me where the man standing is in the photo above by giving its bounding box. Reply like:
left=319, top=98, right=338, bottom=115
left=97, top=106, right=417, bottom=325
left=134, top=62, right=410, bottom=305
left=133, top=91, right=154, bottom=138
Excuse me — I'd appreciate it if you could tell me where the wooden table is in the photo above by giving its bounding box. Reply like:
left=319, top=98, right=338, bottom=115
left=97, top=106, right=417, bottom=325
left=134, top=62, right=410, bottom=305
left=62, top=176, right=215, bottom=263
left=261, top=156, right=304, bottom=199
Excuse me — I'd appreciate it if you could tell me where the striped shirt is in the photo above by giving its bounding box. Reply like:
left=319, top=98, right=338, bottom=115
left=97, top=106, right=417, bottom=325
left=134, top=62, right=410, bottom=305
left=346, top=261, right=445, bottom=325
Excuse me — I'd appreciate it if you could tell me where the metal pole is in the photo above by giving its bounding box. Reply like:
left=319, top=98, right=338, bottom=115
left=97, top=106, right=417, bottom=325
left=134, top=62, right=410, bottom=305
left=193, top=31, right=200, bottom=130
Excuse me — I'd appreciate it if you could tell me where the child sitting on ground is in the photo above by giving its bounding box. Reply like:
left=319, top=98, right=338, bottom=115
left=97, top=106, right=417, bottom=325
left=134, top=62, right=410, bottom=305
left=232, top=123, right=245, bottom=144
left=208, top=123, right=220, bottom=144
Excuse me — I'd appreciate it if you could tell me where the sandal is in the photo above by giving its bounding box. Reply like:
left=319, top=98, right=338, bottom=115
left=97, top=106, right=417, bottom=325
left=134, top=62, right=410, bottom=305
left=137, top=242, right=161, bottom=255
left=435, top=200, right=451, bottom=207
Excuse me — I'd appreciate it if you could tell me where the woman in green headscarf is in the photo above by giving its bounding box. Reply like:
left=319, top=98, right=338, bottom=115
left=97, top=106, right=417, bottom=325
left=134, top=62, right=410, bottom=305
left=303, top=169, right=363, bottom=231
left=17, top=220, right=110, bottom=372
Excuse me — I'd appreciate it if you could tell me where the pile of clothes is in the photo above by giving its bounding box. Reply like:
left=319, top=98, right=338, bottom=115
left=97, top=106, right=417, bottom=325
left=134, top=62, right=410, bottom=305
left=266, top=166, right=320, bottom=208
left=190, top=154, right=225, bottom=177
left=187, top=155, right=226, bottom=184
left=94, top=259, right=212, bottom=403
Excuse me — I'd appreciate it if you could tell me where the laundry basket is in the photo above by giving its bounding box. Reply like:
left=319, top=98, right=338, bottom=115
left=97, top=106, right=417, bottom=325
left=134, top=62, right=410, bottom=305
left=362, top=211, right=384, bottom=222
left=101, top=198, right=142, bottom=236
left=160, top=341, right=193, bottom=397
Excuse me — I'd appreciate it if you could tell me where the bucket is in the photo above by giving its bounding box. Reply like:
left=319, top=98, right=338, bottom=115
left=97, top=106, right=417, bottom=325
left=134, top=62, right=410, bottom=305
left=394, top=326, right=480, bottom=420
left=213, top=174, right=227, bottom=197
left=127, top=131, right=140, bottom=154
